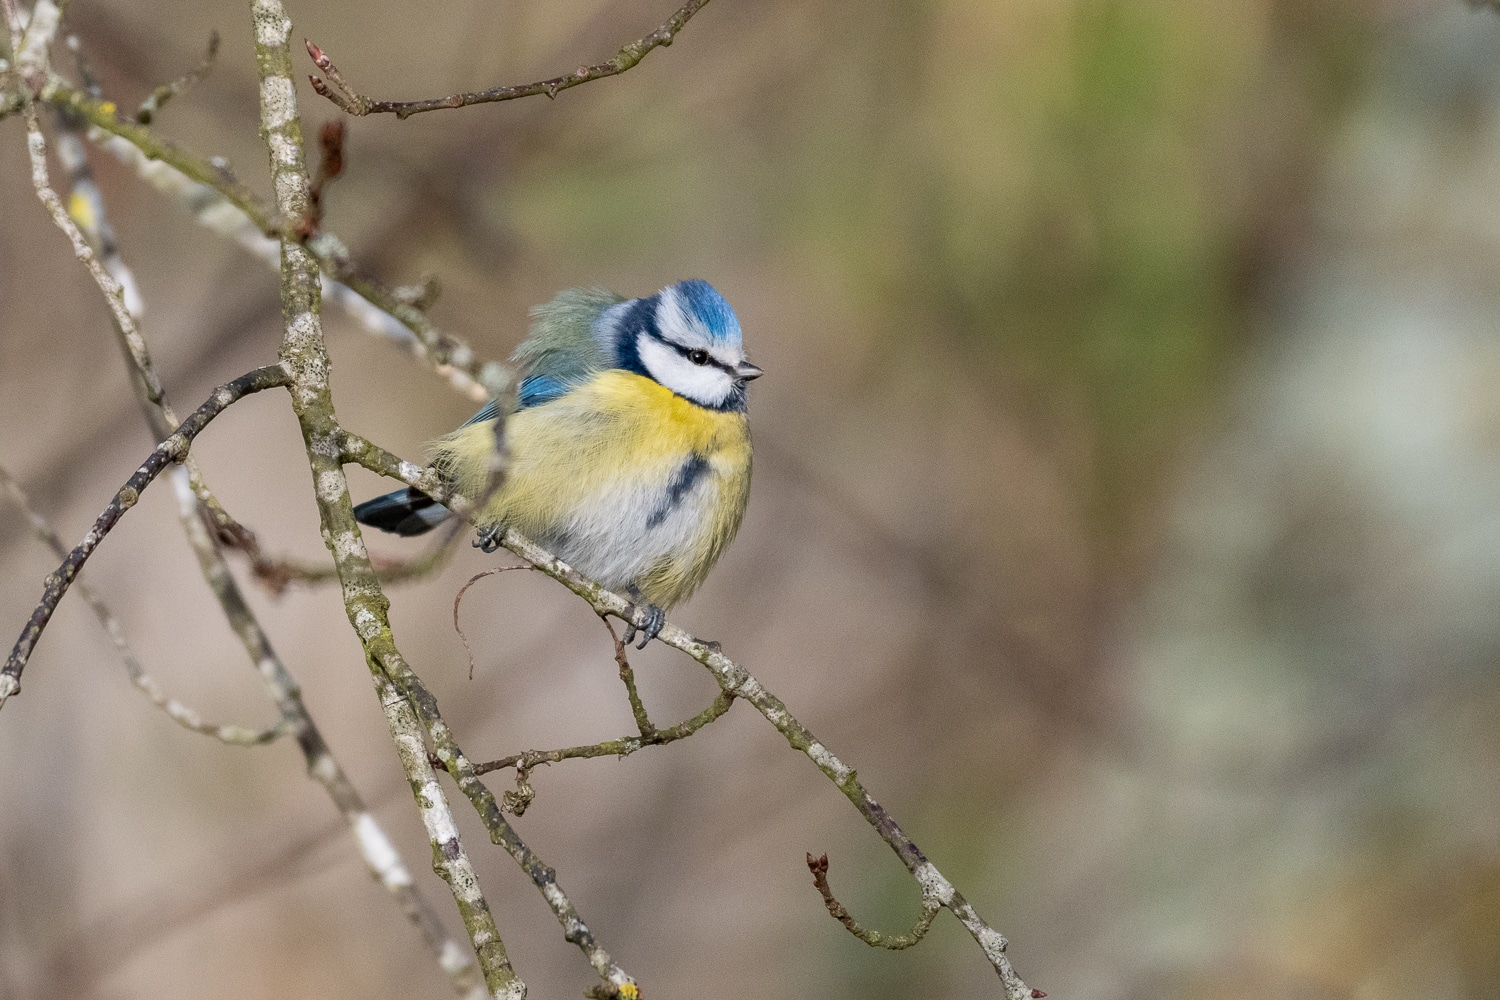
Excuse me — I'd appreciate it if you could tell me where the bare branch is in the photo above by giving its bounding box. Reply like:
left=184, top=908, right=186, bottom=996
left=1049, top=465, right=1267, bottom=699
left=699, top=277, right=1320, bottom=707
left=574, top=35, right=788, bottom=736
left=48, top=82, right=504, bottom=402
left=247, top=2, right=609, bottom=993
left=0, top=465, right=287, bottom=746
left=135, top=29, right=219, bottom=124
left=805, top=853, right=940, bottom=951
left=0, top=363, right=290, bottom=710
left=604, top=617, right=656, bottom=738
left=346, top=443, right=1037, bottom=996
left=473, top=691, right=734, bottom=777
left=306, top=0, right=714, bottom=119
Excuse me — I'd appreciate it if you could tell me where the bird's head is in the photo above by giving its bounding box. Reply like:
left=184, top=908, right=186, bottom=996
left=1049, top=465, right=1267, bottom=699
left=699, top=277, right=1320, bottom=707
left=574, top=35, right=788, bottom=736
left=611, top=280, right=763, bottom=410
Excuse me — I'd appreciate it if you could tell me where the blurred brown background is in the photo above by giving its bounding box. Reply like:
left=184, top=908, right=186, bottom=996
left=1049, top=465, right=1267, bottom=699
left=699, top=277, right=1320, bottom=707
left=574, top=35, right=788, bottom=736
left=4, top=0, right=1500, bottom=997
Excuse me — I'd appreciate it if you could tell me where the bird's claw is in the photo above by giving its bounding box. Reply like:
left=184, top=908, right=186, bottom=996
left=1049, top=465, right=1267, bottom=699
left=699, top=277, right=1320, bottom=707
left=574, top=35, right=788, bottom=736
left=622, top=603, right=665, bottom=649
left=472, top=526, right=502, bottom=553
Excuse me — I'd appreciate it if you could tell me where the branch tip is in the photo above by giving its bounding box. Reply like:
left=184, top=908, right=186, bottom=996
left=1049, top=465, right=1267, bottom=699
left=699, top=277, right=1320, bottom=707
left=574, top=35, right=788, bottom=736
left=805, top=851, right=939, bottom=951
left=307, top=0, right=716, bottom=119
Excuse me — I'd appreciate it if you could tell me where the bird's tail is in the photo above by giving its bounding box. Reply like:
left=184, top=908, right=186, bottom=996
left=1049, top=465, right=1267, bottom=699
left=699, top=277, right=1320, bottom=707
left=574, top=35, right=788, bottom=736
left=353, top=488, right=452, bottom=537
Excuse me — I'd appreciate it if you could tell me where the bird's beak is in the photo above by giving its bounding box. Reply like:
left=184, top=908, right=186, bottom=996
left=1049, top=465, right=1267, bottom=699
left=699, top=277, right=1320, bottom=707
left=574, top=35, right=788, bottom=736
left=733, top=360, right=765, bottom=381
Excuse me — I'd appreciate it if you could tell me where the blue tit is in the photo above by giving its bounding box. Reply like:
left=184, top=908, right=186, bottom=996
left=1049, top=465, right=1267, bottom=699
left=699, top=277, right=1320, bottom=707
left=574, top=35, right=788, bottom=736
left=354, top=279, right=763, bottom=646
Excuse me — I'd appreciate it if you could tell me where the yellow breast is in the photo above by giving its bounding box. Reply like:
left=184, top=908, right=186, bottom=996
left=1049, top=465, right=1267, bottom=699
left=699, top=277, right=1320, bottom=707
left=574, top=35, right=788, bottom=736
left=433, top=371, right=752, bottom=607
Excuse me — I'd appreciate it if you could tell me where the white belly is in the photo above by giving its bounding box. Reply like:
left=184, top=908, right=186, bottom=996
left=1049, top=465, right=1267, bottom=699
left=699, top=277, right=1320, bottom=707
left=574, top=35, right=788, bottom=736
left=536, top=452, right=724, bottom=591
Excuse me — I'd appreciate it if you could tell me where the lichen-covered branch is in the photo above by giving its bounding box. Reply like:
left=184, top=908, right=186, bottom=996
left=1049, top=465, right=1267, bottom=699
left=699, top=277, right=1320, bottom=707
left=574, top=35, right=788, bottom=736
left=16, top=27, right=489, bottom=992
left=0, top=363, right=290, bottom=711
left=473, top=691, right=734, bottom=777
left=347, top=440, right=1037, bottom=998
left=307, top=0, right=714, bottom=119
left=168, top=469, right=487, bottom=1000
left=247, top=3, right=614, bottom=995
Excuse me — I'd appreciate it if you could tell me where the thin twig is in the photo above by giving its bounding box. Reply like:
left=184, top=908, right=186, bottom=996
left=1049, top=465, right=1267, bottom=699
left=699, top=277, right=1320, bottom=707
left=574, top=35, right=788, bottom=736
left=306, top=0, right=714, bottom=119
left=135, top=29, right=219, bottom=124
left=0, top=363, right=290, bottom=710
left=48, top=82, right=504, bottom=402
left=805, top=853, right=941, bottom=951
left=473, top=691, right=734, bottom=777
left=453, top=566, right=535, bottom=680
left=603, top=617, right=655, bottom=738
left=0, top=465, right=287, bottom=745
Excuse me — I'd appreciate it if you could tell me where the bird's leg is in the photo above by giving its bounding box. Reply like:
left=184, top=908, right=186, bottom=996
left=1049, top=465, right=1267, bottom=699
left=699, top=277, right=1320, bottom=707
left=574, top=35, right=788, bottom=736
left=472, top=524, right=503, bottom=553
left=622, top=586, right=666, bottom=649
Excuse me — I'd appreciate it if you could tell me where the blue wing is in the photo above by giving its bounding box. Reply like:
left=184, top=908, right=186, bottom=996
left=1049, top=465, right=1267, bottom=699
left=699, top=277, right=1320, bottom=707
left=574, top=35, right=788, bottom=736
left=458, top=376, right=576, bottom=429
left=518, top=375, right=574, bottom=409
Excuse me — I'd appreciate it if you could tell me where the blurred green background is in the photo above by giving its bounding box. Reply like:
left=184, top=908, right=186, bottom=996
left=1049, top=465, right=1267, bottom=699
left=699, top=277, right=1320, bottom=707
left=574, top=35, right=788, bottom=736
left=4, top=0, right=1500, bottom=997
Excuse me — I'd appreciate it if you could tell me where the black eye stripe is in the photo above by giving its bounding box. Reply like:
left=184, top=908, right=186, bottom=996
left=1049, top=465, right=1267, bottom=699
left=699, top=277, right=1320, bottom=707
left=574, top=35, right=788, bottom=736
left=666, top=339, right=733, bottom=372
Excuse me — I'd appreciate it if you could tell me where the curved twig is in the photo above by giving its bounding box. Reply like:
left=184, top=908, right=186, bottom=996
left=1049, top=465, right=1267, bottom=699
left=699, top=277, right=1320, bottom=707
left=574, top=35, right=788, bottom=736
left=0, top=465, right=288, bottom=746
left=306, top=0, right=714, bottom=119
left=453, top=565, right=536, bottom=679
left=0, top=363, right=291, bottom=710
left=805, top=853, right=940, bottom=950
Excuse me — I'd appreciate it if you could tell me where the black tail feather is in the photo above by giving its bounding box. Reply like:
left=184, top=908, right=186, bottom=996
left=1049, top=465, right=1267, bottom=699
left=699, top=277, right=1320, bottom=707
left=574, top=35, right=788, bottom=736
left=354, top=488, right=451, bottom=537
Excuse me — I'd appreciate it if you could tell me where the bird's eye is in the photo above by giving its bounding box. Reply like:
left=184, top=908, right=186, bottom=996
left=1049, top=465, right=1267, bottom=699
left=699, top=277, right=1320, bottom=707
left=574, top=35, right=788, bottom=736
left=687, top=349, right=710, bottom=366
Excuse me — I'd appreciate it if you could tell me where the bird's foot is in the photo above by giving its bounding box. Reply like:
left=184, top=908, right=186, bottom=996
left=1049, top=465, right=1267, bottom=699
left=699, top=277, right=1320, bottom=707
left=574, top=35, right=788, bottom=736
left=622, top=603, right=666, bottom=649
left=472, top=525, right=503, bottom=553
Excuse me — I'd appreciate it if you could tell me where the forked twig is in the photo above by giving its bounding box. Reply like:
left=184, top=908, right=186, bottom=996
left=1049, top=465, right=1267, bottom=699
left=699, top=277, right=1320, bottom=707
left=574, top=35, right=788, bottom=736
left=472, top=691, right=734, bottom=777
left=306, top=0, right=714, bottom=119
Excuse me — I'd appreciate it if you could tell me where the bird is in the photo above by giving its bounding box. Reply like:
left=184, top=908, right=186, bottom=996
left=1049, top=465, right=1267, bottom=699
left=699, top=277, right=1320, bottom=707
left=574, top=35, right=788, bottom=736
left=353, top=280, right=762, bottom=647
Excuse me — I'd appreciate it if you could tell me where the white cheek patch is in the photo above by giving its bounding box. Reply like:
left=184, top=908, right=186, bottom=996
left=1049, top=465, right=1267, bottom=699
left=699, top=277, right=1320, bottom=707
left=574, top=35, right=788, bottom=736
left=637, top=334, right=734, bottom=407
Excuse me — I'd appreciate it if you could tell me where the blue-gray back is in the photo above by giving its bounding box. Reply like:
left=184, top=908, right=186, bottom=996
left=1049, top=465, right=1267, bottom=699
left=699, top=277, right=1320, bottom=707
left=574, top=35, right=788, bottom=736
left=463, top=287, right=625, bottom=426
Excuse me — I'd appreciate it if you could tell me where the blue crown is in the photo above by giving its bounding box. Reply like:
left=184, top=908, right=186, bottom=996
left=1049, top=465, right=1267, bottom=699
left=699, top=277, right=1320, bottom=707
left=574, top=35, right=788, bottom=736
left=671, top=279, right=742, bottom=347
